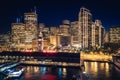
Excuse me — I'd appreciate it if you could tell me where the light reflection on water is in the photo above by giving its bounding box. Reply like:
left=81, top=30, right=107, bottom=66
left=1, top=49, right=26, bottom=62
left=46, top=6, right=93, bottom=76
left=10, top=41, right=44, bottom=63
left=0, top=62, right=120, bottom=80
left=84, top=62, right=120, bottom=80
left=23, top=66, right=79, bottom=80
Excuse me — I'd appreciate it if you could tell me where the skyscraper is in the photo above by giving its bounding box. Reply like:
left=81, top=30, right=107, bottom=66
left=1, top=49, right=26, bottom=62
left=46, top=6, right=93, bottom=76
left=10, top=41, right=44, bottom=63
left=11, top=23, right=25, bottom=51
left=59, top=20, right=71, bottom=49
left=78, top=7, right=104, bottom=49
left=91, top=20, right=105, bottom=48
left=78, top=7, right=92, bottom=48
left=110, top=26, right=120, bottom=43
left=24, top=12, right=38, bottom=51
left=71, top=21, right=79, bottom=47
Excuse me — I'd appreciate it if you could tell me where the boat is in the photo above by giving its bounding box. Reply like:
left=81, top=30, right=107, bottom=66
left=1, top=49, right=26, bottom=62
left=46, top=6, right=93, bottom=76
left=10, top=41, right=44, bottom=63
left=112, top=55, right=120, bottom=71
left=4, top=66, right=25, bottom=79
left=0, top=62, right=20, bottom=72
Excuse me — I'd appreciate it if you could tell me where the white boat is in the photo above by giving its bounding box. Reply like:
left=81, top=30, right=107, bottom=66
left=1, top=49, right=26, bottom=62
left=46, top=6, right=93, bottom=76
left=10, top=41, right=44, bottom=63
left=5, top=66, right=25, bottom=78
left=8, top=68, right=25, bottom=77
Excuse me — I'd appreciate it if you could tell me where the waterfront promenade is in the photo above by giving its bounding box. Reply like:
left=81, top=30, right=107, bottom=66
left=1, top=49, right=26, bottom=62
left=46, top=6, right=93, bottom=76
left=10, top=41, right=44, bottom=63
left=0, top=51, right=113, bottom=67
left=80, top=51, right=112, bottom=62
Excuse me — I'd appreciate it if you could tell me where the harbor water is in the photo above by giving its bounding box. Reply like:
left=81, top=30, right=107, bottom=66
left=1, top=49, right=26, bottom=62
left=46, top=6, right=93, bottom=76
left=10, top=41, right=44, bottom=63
left=0, top=61, right=120, bottom=80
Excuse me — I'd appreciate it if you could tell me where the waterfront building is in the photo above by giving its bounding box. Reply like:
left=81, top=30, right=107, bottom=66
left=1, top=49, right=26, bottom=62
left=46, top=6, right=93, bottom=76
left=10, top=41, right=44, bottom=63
left=11, top=11, right=38, bottom=52
left=59, top=20, right=71, bottom=50
left=78, top=7, right=105, bottom=49
left=11, top=23, right=25, bottom=51
left=104, top=32, right=110, bottom=43
left=50, top=27, right=59, bottom=36
left=38, top=23, right=45, bottom=51
left=59, top=20, right=70, bottom=36
left=49, top=27, right=59, bottom=48
left=71, top=21, right=80, bottom=48
left=78, top=7, right=92, bottom=49
left=91, top=20, right=105, bottom=48
left=0, top=32, right=11, bottom=52
left=109, top=26, right=120, bottom=43
left=42, top=27, right=50, bottom=50
left=24, top=12, right=38, bottom=51
left=0, top=7, right=106, bottom=52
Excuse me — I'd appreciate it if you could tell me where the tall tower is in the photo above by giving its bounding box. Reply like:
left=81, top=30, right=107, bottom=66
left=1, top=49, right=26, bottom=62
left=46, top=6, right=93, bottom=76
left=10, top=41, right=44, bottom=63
left=59, top=20, right=71, bottom=48
left=71, top=21, right=79, bottom=47
left=38, top=23, right=45, bottom=51
left=78, top=7, right=92, bottom=48
left=91, top=20, right=105, bottom=48
left=60, top=20, right=70, bottom=36
left=11, top=23, right=25, bottom=51
left=24, top=12, right=38, bottom=51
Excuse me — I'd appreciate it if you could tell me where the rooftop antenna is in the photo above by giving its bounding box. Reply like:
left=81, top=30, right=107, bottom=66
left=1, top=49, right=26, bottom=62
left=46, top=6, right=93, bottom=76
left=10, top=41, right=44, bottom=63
left=31, top=9, right=33, bottom=12
left=20, top=16, right=23, bottom=22
left=34, top=6, right=37, bottom=13
left=18, top=18, right=20, bottom=22
left=16, top=18, right=19, bottom=23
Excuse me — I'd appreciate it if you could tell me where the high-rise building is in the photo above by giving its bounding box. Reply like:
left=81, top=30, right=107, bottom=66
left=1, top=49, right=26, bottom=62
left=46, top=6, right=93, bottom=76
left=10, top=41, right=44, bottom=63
left=24, top=12, right=38, bottom=51
left=42, top=27, right=50, bottom=50
left=38, top=23, right=45, bottom=51
left=59, top=20, right=71, bottom=49
left=50, top=27, right=58, bottom=36
left=78, top=7, right=105, bottom=49
left=11, top=23, right=25, bottom=51
left=3, top=7, right=105, bottom=52
left=0, top=32, right=11, bottom=51
left=59, top=20, right=70, bottom=36
left=104, top=32, right=110, bottom=43
left=110, top=26, right=120, bottom=43
left=91, top=20, right=105, bottom=48
left=71, top=21, right=79, bottom=47
left=78, top=7, right=92, bottom=48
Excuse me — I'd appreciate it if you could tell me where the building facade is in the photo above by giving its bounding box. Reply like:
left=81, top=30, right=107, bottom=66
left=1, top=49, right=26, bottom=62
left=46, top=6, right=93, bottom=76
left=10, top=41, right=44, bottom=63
left=24, top=12, right=38, bottom=51
left=0, top=32, right=11, bottom=52
left=91, top=20, right=105, bottom=48
left=71, top=21, right=79, bottom=48
left=78, top=7, right=92, bottom=49
left=110, top=26, right=120, bottom=43
left=1, top=7, right=106, bottom=52
left=11, top=23, right=25, bottom=51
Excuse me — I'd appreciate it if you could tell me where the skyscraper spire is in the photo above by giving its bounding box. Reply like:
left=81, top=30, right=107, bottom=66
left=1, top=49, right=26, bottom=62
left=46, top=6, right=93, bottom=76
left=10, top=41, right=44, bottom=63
left=34, top=6, right=37, bottom=13
left=16, top=18, right=19, bottom=23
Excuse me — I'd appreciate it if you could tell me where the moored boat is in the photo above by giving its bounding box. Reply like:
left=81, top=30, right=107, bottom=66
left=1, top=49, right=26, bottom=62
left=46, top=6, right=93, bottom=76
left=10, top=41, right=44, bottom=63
left=4, top=66, right=25, bottom=79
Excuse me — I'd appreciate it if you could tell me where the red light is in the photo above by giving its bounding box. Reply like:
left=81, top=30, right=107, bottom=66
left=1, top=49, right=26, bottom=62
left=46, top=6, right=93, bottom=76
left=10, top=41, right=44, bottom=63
left=24, top=50, right=33, bottom=54
left=42, top=51, right=57, bottom=54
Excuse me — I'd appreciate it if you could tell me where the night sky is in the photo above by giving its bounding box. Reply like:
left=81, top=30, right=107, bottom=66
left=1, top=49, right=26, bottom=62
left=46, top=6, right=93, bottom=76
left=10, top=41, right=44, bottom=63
left=0, top=0, right=120, bottom=34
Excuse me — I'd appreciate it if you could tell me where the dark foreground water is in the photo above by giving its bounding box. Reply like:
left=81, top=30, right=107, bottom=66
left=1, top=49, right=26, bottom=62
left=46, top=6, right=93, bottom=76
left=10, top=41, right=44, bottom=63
left=0, top=62, right=120, bottom=80
left=84, top=62, right=120, bottom=80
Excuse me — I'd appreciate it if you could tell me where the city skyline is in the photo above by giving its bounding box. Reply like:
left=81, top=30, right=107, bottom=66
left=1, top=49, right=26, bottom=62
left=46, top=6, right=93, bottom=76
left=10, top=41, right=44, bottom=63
left=0, top=7, right=105, bottom=52
left=0, top=0, right=120, bottom=34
